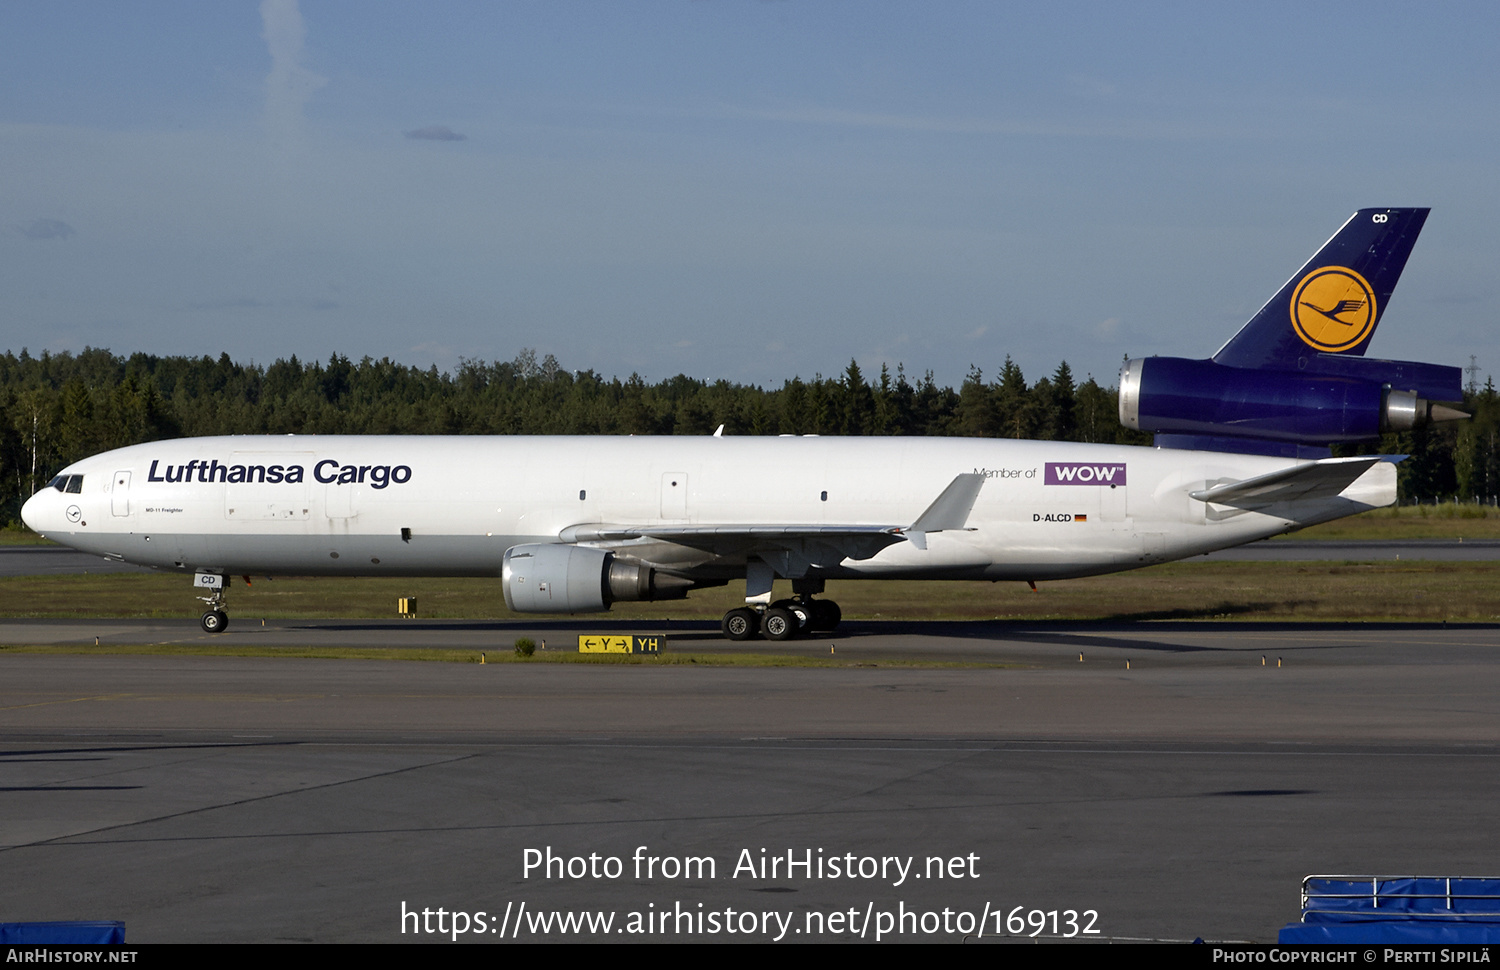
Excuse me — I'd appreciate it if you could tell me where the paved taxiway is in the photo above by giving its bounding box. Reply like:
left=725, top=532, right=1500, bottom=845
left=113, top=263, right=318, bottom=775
left=3, top=617, right=1500, bottom=943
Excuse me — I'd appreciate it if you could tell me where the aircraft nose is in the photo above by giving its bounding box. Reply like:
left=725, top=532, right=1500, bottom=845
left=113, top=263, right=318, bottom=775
left=20, top=488, right=50, bottom=535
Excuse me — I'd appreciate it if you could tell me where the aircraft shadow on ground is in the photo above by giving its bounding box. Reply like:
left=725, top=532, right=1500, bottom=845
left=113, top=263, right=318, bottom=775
left=289, top=613, right=1499, bottom=656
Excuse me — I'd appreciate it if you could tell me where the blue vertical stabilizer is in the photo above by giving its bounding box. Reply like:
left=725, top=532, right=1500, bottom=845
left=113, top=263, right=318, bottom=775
left=1213, top=208, right=1429, bottom=369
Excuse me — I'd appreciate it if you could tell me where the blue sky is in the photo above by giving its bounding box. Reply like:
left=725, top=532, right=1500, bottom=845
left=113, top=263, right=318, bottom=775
left=2, top=2, right=1496, bottom=390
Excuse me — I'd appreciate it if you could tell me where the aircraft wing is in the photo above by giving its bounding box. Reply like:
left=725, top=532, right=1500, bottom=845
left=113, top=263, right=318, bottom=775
left=558, top=473, right=986, bottom=565
left=559, top=523, right=905, bottom=562
left=1188, top=456, right=1399, bottom=509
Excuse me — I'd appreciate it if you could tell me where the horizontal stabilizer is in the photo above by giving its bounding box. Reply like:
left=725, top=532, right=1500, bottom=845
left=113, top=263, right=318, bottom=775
left=1189, top=456, right=1398, bottom=509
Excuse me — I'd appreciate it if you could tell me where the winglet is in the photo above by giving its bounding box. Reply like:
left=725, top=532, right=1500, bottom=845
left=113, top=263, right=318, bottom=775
left=905, top=473, right=985, bottom=549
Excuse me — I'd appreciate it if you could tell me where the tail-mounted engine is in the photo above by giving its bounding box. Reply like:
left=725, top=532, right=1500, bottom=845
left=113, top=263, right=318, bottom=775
left=501, top=543, right=693, bottom=613
left=1119, top=356, right=1467, bottom=447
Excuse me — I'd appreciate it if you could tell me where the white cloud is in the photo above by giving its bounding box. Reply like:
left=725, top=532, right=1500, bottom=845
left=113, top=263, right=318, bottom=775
left=405, top=125, right=466, bottom=142
left=17, top=218, right=75, bottom=241
left=260, top=0, right=327, bottom=142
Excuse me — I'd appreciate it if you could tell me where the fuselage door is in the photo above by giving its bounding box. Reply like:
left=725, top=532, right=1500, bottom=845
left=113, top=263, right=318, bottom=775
left=1101, top=483, right=1128, bottom=523
left=325, top=483, right=356, bottom=519
left=111, top=470, right=131, bottom=517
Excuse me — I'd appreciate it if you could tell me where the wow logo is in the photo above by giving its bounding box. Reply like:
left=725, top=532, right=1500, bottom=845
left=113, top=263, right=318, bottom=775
left=1045, top=462, right=1127, bottom=485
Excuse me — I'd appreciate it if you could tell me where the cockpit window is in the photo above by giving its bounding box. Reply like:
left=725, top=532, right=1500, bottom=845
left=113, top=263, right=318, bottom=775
left=48, top=475, right=84, bottom=493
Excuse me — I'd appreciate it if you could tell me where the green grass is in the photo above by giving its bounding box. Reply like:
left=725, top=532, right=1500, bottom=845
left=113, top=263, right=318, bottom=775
left=1281, top=502, right=1500, bottom=540
left=0, top=525, right=54, bottom=545
left=3, top=561, right=1499, bottom=624
left=4, top=553, right=1495, bottom=666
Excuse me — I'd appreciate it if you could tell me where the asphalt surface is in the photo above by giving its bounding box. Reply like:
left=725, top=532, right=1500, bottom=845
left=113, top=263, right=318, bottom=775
left=3, top=617, right=1500, bottom=943
left=3, top=540, right=1497, bottom=944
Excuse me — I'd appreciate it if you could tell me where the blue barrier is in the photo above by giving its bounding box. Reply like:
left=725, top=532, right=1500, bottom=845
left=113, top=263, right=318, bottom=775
left=0, top=922, right=125, bottom=944
left=1283, top=876, right=1500, bottom=944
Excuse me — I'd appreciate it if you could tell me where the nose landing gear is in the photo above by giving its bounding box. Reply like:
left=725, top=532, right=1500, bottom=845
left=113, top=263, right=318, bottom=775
left=194, top=571, right=230, bottom=633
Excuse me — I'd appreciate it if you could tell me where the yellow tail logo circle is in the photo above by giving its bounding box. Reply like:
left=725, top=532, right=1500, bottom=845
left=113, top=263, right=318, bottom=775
left=1290, top=266, right=1377, bottom=352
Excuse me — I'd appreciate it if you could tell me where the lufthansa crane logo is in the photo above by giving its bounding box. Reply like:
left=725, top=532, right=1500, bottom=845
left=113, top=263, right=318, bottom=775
left=1289, top=266, right=1377, bottom=352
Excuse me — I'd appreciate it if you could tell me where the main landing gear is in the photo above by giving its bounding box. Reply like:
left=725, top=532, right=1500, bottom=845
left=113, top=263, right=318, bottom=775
left=194, top=571, right=230, bottom=633
left=720, top=596, right=841, bottom=641
left=720, top=572, right=841, bottom=641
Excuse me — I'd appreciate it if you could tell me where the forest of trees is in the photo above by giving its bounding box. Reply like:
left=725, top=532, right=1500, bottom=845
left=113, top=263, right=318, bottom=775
left=2, top=346, right=1497, bottom=526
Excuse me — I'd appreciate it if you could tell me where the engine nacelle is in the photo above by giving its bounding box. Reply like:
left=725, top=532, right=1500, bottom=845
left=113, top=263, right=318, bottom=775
left=1119, top=357, right=1461, bottom=445
left=501, top=543, right=692, bottom=613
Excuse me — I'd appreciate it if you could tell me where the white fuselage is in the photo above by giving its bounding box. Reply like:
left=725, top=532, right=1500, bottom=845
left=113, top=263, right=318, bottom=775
left=21, top=435, right=1394, bottom=586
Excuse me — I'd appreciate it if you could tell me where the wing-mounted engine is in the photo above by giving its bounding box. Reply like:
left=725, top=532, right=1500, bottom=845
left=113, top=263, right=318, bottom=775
left=501, top=543, right=693, bottom=613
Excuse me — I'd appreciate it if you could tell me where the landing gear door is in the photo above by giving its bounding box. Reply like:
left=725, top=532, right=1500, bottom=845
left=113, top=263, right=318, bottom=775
left=111, top=470, right=131, bottom=517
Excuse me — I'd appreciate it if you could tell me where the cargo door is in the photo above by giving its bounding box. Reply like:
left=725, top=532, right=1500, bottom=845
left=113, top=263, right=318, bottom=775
left=111, top=470, right=131, bottom=516
left=223, top=453, right=313, bottom=521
